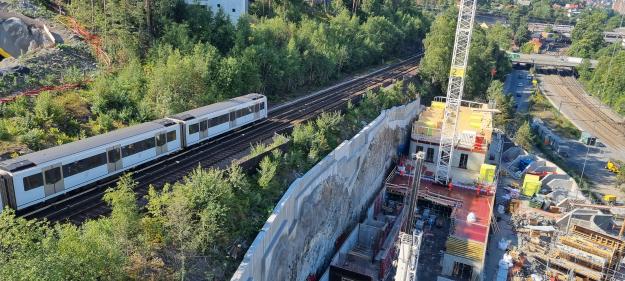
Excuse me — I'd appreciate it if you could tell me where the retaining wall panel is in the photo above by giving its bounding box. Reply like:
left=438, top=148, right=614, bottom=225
left=231, top=99, right=421, bottom=281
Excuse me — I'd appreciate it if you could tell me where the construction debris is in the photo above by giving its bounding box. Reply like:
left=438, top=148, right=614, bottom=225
left=0, top=1, right=97, bottom=96
left=0, top=11, right=56, bottom=58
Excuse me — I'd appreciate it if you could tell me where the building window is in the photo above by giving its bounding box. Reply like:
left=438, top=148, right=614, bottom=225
left=416, top=146, right=424, bottom=153
left=232, top=8, right=236, bottom=12
left=426, top=148, right=435, bottom=163
left=459, top=153, right=468, bottom=169
left=216, top=3, right=220, bottom=7
left=452, top=262, right=473, bottom=281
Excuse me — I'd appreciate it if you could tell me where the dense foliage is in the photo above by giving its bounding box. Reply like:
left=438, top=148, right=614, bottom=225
left=577, top=45, right=625, bottom=115
left=568, top=11, right=608, bottom=58
left=418, top=8, right=511, bottom=102
left=0, top=0, right=428, bottom=156
left=0, top=83, right=416, bottom=280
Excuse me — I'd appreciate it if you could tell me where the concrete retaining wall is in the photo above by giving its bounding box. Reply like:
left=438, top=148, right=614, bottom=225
left=231, top=100, right=422, bottom=281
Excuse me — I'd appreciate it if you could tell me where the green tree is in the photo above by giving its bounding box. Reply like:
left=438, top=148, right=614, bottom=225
left=486, top=24, right=514, bottom=50
left=257, top=155, right=279, bottom=189
left=144, top=44, right=222, bottom=117
left=419, top=9, right=456, bottom=89
left=568, top=11, right=607, bottom=58
left=515, top=121, right=535, bottom=151
left=487, top=80, right=514, bottom=129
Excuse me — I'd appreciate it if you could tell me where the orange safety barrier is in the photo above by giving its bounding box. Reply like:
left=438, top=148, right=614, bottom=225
left=61, top=16, right=111, bottom=67
left=1, top=80, right=91, bottom=104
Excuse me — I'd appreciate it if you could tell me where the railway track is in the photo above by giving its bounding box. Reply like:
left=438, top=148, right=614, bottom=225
left=22, top=55, right=421, bottom=224
left=540, top=75, right=625, bottom=155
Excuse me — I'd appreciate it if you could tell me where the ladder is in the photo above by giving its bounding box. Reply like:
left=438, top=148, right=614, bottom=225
left=435, top=0, right=478, bottom=184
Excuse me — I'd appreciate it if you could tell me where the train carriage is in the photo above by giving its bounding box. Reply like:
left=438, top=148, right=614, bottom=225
left=168, top=93, right=267, bottom=147
left=0, top=119, right=182, bottom=211
left=0, top=93, right=268, bottom=214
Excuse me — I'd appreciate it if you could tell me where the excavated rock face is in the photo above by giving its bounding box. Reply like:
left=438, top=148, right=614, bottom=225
left=0, top=16, right=54, bottom=58
left=266, top=125, right=406, bottom=280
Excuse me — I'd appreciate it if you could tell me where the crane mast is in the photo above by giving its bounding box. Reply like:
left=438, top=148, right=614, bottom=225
left=435, top=0, right=478, bottom=184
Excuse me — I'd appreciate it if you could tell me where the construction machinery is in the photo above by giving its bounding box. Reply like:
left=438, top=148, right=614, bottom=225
left=435, top=0, right=478, bottom=184
left=606, top=159, right=622, bottom=174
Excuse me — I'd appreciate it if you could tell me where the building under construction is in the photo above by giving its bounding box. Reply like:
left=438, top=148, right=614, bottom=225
left=386, top=98, right=501, bottom=281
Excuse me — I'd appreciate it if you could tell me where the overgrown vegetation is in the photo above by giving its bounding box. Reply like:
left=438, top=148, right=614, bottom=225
left=0, top=82, right=416, bottom=280
left=0, top=0, right=429, bottom=156
left=528, top=88, right=581, bottom=139
left=577, top=45, right=625, bottom=116
left=418, top=8, right=511, bottom=103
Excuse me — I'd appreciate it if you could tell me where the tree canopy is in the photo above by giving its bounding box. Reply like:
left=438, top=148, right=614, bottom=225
left=568, top=11, right=608, bottom=58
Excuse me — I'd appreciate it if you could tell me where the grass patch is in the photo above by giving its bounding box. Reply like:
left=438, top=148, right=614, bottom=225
left=529, top=88, right=581, bottom=140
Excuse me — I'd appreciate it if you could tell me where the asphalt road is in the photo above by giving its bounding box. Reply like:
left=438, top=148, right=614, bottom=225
left=505, top=70, right=622, bottom=198
left=504, top=69, right=532, bottom=113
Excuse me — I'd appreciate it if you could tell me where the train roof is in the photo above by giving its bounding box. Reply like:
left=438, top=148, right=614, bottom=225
left=0, top=119, right=177, bottom=173
left=169, top=94, right=265, bottom=121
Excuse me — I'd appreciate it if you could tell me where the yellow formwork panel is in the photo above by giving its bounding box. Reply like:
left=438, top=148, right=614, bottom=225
left=480, top=164, right=496, bottom=183
left=445, top=236, right=485, bottom=262
left=522, top=174, right=541, bottom=197
left=432, top=101, right=446, bottom=110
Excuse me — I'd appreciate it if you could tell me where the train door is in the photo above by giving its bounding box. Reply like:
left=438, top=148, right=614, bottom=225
left=254, top=103, right=261, bottom=120
left=107, top=145, right=123, bottom=173
left=199, top=119, right=209, bottom=139
left=155, top=132, right=167, bottom=155
left=43, top=165, right=64, bottom=196
left=0, top=174, right=16, bottom=210
left=229, top=111, right=236, bottom=128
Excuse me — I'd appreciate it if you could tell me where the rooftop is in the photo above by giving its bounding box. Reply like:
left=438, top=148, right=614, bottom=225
left=412, top=97, right=494, bottom=151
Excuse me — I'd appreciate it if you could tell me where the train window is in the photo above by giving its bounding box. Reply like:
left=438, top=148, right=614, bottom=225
left=23, top=173, right=43, bottom=191
left=260, top=102, right=265, bottom=110
left=255, top=103, right=260, bottom=112
left=200, top=120, right=208, bottom=131
left=229, top=111, right=235, bottom=121
left=167, top=131, right=176, bottom=142
left=122, top=143, right=136, bottom=157
left=122, top=138, right=155, bottom=157
left=219, top=114, right=229, bottom=124
left=63, top=153, right=106, bottom=177
left=189, top=123, right=199, bottom=134
left=156, top=134, right=167, bottom=146
left=248, top=106, right=254, bottom=114
left=44, top=167, right=62, bottom=184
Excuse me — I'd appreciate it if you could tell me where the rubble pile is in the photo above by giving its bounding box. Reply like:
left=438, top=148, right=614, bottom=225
left=0, top=7, right=97, bottom=95
left=0, top=12, right=56, bottom=58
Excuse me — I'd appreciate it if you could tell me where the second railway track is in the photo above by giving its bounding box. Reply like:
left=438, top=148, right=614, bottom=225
left=23, top=55, right=422, bottom=224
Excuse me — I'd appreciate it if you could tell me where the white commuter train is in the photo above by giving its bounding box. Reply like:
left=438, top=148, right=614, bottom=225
left=0, top=94, right=267, bottom=213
